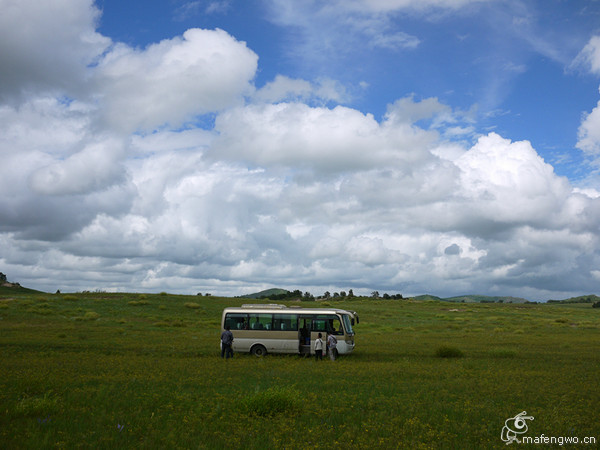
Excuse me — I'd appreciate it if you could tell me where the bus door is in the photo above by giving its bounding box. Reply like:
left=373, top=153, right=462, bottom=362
left=313, top=314, right=343, bottom=354
left=298, top=316, right=312, bottom=355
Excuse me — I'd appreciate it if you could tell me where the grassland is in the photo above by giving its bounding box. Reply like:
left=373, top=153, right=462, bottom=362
left=1, top=291, right=599, bottom=449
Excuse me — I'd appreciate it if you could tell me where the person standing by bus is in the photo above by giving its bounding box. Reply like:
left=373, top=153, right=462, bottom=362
left=314, top=333, right=324, bottom=360
left=327, top=333, right=337, bottom=361
left=221, top=325, right=234, bottom=359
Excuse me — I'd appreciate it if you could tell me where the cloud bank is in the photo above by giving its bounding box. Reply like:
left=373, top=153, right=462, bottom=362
left=1, top=0, right=599, bottom=300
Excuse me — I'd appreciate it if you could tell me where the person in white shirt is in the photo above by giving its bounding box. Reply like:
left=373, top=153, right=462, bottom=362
left=314, top=333, right=324, bottom=360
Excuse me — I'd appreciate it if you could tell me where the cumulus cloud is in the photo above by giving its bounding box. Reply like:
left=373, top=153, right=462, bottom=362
left=210, top=97, right=443, bottom=172
left=30, top=136, right=127, bottom=195
left=454, top=133, right=571, bottom=231
left=0, top=0, right=110, bottom=102
left=94, top=28, right=258, bottom=133
left=0, top=96, right=132, bottom=240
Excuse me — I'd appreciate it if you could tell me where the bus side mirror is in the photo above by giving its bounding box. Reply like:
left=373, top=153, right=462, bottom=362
left=351, top=318, right=355, bottom=326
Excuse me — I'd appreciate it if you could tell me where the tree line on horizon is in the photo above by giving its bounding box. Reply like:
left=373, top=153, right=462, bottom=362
left=259, top=289, right=403, bottom=301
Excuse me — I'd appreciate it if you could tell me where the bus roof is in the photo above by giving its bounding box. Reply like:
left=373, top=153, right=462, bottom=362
left=224, top=304, right=357, bottom=317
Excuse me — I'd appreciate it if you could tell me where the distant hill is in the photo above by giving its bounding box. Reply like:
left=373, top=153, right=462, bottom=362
left=240, top=288, right=290, bottom=299
left=413, top=294, right=443, bottom=301
left=444, top=295, right=528, bottom=304
left=547, top=294, right=600, bottom=304
left=412, top=294, right=528, bottom=303
left=0, top=272, right=43, bottom=294
left=0, top=284, right=43, bottom=295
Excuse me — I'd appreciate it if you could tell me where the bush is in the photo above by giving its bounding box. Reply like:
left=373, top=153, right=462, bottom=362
left=435, top=346, right=464, bottom=358
left=128, top=300, right=149, bottom=306
left=15, top=392, right=58, bottom=417
left=184, top=302, right=201, bottom=309
left=242, top=386, right=303, bottom=416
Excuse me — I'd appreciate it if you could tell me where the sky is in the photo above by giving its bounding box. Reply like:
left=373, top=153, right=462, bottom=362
left=1, top=0, right=600, bottom=300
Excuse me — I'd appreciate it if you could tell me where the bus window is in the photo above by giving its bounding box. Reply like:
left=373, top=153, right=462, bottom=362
left=249, top=313, right=272, bottom=330
left=329, top=316, right=343, bottom=335
left=226, top=313, right=248, bottom=330
left=273, top=314, right=298, bottom=331
left=311, top=315, right=342, bottom=335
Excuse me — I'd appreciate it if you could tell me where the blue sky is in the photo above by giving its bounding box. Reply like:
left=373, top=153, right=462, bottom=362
left=1, top=0, right=600, bottom=300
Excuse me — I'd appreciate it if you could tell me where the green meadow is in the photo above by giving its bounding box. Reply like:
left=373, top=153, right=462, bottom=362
left=1, top=291, right=599, bottom=449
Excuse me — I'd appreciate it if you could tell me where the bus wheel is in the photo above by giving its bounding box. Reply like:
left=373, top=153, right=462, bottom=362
left=251, top=344, right=267, bottom=357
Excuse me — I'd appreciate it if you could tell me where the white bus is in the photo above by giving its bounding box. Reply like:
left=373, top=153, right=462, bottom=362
left=221, top=304, right=359, bottom=357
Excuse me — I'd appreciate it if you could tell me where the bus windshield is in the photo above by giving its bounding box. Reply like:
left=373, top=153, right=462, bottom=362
left=342, top=314, right=353, bottom=335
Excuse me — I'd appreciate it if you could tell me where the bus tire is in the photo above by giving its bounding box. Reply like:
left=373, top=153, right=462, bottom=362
left=251, top=344, right=267, bottom=357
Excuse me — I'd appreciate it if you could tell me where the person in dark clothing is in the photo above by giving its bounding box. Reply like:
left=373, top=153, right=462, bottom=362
left=327, top=333, right=337, bottom=361
left=220, top=325, right=234, bottom=359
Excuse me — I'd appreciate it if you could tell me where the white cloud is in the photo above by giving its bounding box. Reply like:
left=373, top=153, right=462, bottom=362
left=384, top=95, right=451, bottom=125
left=342, top=0, right=492, bottom=13
left=30, top=136, right=127, bottom=195
left=572, top=35, right=600, bottom=76
left=211, top=98, right=441, bottom=172
left=0, top=0, right=110, bottom=102
left=577, top=88, right=600, bottom=156
left=575, top=36, right=600, bottom=162
left=454, top=133, right=571, bottom=228
left=254, top=75, right=349, bottom=104
left=94, top=28, right=258, bottom=133
left=264, top=0, right=422, bottom=76
left=571, top=36, right=600, bottom=171
left=0, top=96, right=133, bottom=240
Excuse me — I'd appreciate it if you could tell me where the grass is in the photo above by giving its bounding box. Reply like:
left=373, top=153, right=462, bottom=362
left=0, top=292, right=599, bottom=448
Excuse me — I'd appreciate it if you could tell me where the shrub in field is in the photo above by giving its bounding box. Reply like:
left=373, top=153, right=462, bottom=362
left=80, top=311, right=99, bottom=320
left=63, top=295, right=79, bottom=301
left=26, top=303, right=53, bottom=315
left=128, top=300, right=149, bottom=306
left=185, top=302, right=201, bottom=309
left=435, top=346, right=464, bottom=358
left=242, top=386, right=303, bottom=416
left=15, top=392, right=58, bottom=417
